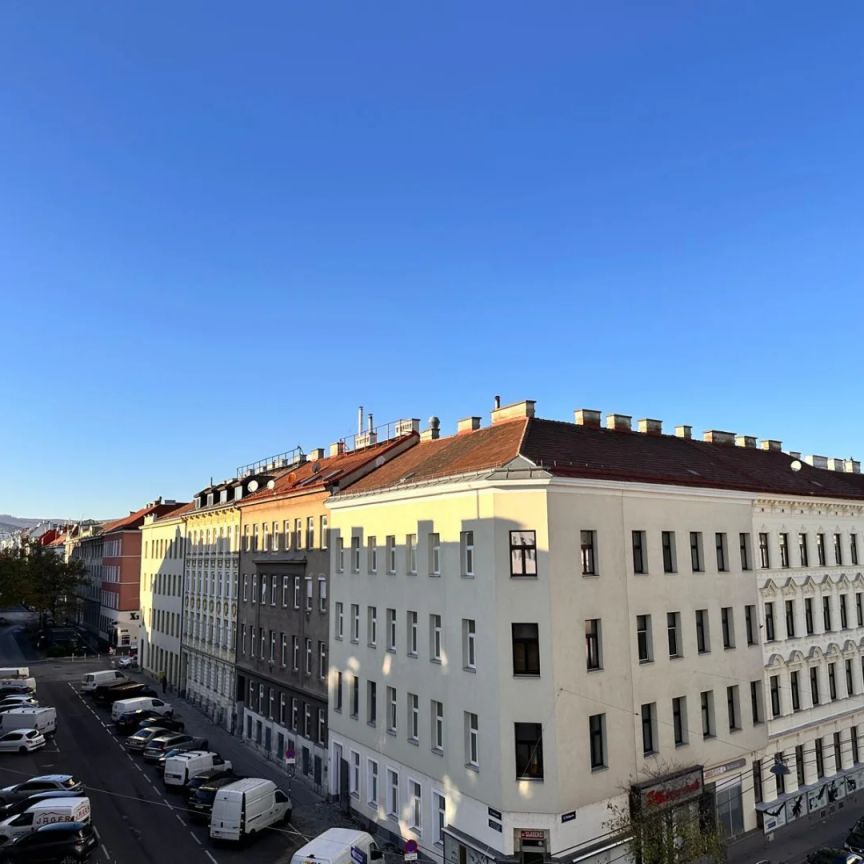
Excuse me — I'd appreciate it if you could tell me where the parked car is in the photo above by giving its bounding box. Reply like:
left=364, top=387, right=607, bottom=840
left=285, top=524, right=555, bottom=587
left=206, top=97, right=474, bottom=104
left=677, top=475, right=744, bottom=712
left=124, top=727, right=168, bottom=752
left=807, top=849, right=863, bottom=864
left=80, top=671, right=126, bottom=693
left=847, top=833, right=864, bottom=856
left=131, top=713, right=184, bottom=733
left=142, top=734, right=195, bottom=763
left=164, top=752, right=231, bottom=791
left=0, top=699, right=38, bottom=715
left=0, top=797, right=90, bottom=843
left=0, top=672, right=28, bottom=682
left=0, top=710, right=55, bottom=738
left=110, top=698, right=172, bottom=723
left=0, top=820, right=98, bottom=862
left=209, top=779, right=291, bottom=842
left=290, top=829, right=382, bottom=864
left=92, top=683, right=156, bottom=706
left=0, top=732, right=44, bottom=755
left=0, top=779, right=83, bottom=805
left=152, top=738, right=209, bottom=769
left=115, top=656, right=138, bottom=670
left=186, top=774, right=239, bottom=822
left=0, top=792, right=85, bottom=820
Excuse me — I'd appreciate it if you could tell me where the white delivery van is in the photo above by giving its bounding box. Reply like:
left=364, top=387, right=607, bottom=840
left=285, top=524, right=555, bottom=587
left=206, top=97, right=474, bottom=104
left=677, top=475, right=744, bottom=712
left=0, top=708, right=56, bottom=737
left=0, top=797, right=90, bottom=841
left=81, top=670, right=126, bottom=692
left=0, top=669, right=29, bottom=680
left=111, top=697, right=173, bottom=722
left=209, top=778, right=291, bottom=841
left=291, top=828, right=383, bottom=864
left=0, top=678, right=36, bottom=694
left=163, top=751, right=232, bottom=790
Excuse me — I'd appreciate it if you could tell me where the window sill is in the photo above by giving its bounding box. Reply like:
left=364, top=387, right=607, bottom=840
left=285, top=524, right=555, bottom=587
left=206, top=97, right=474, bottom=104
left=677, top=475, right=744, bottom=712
left=513, top=673, right=541, bottom=679
left=386, top=729, right=397, bottom=737
left=367, top=721, right=376, bottom=728
left=674, top=741, right=689, bottom=749
left=430, top=658, right=442, bottom=665
left=431, top=747, right=444, bottom=757
left=465, top=763, right=479, bottom=773
left=515, top=776, right=543, bottom=783
left=591, top=764, right=608, bottom=774
left=463, top=667, right=476, bottom=674
left=510, top=575, right=538, bottom=580
left=408, top=737, right=419, bottom=746
left=638, top=659, right=653, bottom=665
left=669, top=654, right=683, bottom=661
left=587, top=666, right=603, bottom=673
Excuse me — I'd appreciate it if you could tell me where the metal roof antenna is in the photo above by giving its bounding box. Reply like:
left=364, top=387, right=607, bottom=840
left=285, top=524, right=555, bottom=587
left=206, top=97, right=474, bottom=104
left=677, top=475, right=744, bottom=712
left=358, top=406, right=364, bottom=436
left=494, top=395, right=501, bottom=409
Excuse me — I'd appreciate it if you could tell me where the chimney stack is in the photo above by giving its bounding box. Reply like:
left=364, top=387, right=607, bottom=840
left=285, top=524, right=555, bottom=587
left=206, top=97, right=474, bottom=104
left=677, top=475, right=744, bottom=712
left=574, top=409, right=602, bottom=428
left=606, top=413, right=632, bottom=432
left=457, top=417, right=481, bottom=434
left=329, top=441, right=346, bottom=458
left=804, top=455, right=828, bottom=470
left=309, top=448, right=325, bottom=461
left=494, top=395, right=501, bottom=409
left=675, top=425, right=692, bottom=440
left=491, top=399, right=535, bottom=425
left=735, top=435, right=757, bottom=449
left=420, top=416, right=441, bottom=442
left=358, top=406, right=364, bottom=436
left=760, top=440, right=782, bottom=452
left=703, top=430, right=736, bottom=446
left=638, top=418, right=662, bottom=436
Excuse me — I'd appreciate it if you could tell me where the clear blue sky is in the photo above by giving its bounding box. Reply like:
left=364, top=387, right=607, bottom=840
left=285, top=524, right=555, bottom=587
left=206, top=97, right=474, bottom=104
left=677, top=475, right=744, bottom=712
left=2, top=2, right=863, bottom=519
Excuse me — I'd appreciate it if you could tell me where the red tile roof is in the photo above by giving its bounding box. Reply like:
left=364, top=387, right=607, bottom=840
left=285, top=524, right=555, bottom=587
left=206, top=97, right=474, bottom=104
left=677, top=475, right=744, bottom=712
left=103, top=501, right=189, bottom=534
left=337, top=416, right=864, bottom=501
left=239, top=435, right=418, bottom=506
left=153, top=501, right=195, bottom=523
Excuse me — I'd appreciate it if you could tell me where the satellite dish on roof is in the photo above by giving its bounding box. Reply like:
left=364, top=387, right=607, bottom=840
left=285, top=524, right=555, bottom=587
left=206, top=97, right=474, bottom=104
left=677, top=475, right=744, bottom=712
left=312, top=462, right=321, bottom=473
left=247, top=480, right=259, bottom=492
left=790, top=460, right=802, bottom=473
left=375, top=456, right=385, bottom=467
left=267, top=480, right=276, bottom=490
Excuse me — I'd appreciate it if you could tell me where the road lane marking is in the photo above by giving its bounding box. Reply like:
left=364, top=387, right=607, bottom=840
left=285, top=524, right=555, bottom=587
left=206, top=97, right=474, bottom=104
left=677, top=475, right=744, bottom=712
left=189, top=832, right=202, bottom=845
left=205, top=851, right=218, bottom=864
left=175, top=812, right=186, bottom=825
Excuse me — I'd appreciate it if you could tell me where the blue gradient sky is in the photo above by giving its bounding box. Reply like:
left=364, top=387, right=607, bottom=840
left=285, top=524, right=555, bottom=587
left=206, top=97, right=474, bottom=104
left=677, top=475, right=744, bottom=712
left=2, top=2, right=863, bottom=518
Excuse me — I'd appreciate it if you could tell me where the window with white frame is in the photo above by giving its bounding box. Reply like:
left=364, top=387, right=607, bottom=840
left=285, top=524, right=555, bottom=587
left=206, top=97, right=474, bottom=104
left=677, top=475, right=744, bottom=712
left=261, top=574, right=268, bottom=603
left=351, top=537, right=361, bottom=573
left=335, top=602, right=344, bottom=639
left=242, top=574, right=248, bottom=601
left=368, top=536, right=377, bottom=573
left=318, top=708, right=326, bottom=743
left=291, top=697, right=299, bottom=730
left=386, top=535, right=396, bottom=573
left=281, top=575, right=289, bottom=607
left=292, top=636, right=299, bottom=670
left=387, top=686, right=397, bottom=733
left=351, top=604, right=360, bottom=642
left=461, top=531, right=475, bottom=577
left=387, top=608, right=397, bottom=652
left=305, top=576, right=313, bottom=612
left=463, top=619, right=476, bottom=670
left=307, top=516, right=315, bottom=549
left=368, top=606, right=378, bottom=647
left=432, top=700, right=444, bottom=752
left=407, top=611, right=418, bottom=656
left=271, top=575, right=278, bottom=605
left=408, top=692, right=419, bottom=742
left=434, top=792, right=446, bottom=846
left=429, top=533, right=440, bottom=576
left=387, top=769, right=399, bottom=819
left=281, top=633, right=287, bottom=666
left=337, top=537, right=344, bottom=572
left=251, top=574, right=257, bottom=604
left=407, top=534, right=417, bottom=574
left=465, top=712, right=479, bottom=768
left=320, top=515, right=328, bottom=550
left=430, top=614, right=442, bottom=661
left=293, top=576, right=300, bottom=610
left=319, top=641, right=327, bottom=679
left=318, top=577, right=327, bottom=612
left=350, top=751, right=360, bottom=797
left=410, top=780, right=422, bottom=831
left=368, top=760, right=379, bottom=806
left=305, top=638, right=312, bottom=675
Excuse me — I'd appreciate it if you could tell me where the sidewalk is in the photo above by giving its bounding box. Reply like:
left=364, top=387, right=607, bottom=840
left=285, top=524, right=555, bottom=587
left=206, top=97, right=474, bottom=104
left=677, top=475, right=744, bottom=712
left=129, top=670, right=355, bottom=844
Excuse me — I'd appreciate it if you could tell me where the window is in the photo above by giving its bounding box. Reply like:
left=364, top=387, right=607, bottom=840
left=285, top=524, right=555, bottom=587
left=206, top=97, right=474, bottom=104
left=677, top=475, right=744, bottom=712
left=242, top=574, right=248, bottom=601
left=368, top=536, right=377, bottom=573
left=829, top=663, right=838, bottom=701
left=368, top=606, right=378, bottom=647
left=270, top=630, right=276, bottom=663
left=290, top=636, right=298, bottom=670
left=351, top=676, right=360, bottom=718
left=745, top=605, right=757, bottom=645
left=853, top=534, right=860, bottom=566
left=667, top=612, right=681, bottom=658
left=307, top=516, right=315, bottom=549
left=351, top=604, right=360, bottom=642
left=319, top=642, right=327, bottom=679
left=281, top=633, right=287, bottom=667
left=799, top=532, right=809, bottom=567
left=841, top=594, right=849, bottom=629
left=350, top=751, right=360, bottom=796
left=632, top=531, right=647, bottom=574
left=368, top=760, right=379, bottom=806
left=321, top=515, right=328, bottom=549
left=367, top=681, right=377, bottom=725
left=764, top=602, right=775, bottom=641
left=817, top=533, right=826, bottom=566
left=463, top=619, right=476, bottom=671
left=695, top=610, right=710, bottom=654
left=834, top=533, right=843, bottom=566
left=409, top=780, right=422, bottom=831
left=785, top=599, right=796, bottom=638
left=430, top=614, right=442, bottom=661
left=513, top=623, right=540, bottom=675
left=351, top=537, right=361, bottom=573
left=281, top=575, right=289, bottom=607
left=581, top=531, right=597, bottom=575
left=295, top=519, right=303, bottom=549
left=717, top=607, right=733, bottom=649
left=700, top=690, right=715, bottom=738
left=305, top=576, right=313, bottom=612
left=429, top=533, right=440, bottom=576
left=408, top=693, right=419, bottom=742
left=637, top=615, right=653, bottom=663
left=319, top=577, right=327, bottom=613
left=465, top=712, right=479, bottom=768
left=727, top=685, right=740, bottom=730
left=854, top=728, right=861, bottom=765
left=251, top=574, right=257, bottom=604
left=753, top=759, right=763, bottom=804
left=770, top=675, right=781, bottom=717
left=386, top=686, right=397, bottom=733
left=585, top=619, right=602, bottom=670
left=336, top=538, right=344, bottom=572
left=589, top=713, right=606, bottom=770
left=241, top=625, right=247, bottom=655
left=779, top=533, right=789, bottom=568
left=823, top=596, right=833, bottom=631
left=407, top=534, right=417, bottom=574
left=434, top=793, right=446, bottom=847
left=805, top=597, right=814, bottom=634
left=662, top=531, right=676, bottom=573
left=815, top=738, right=824, bottom=778
left=790, top=670, right=800, bottom=711
left=846, top=659, right=854, bottom=696
left=759, top=533, right=770, bottom=568
left=387, top=769, right=399, bottom=819
left=835, top=731, right=843, bottom=771
left=672, top=696, right=687, bottom=746
left=510, top=531, right=537, bottom=577
left=690, top=532, right=703, bottom=572
left=407, top=611, right=418, bottom=656
left=386, top=536, right=396, bottom=574
left=514, top=722, right=544, bottom=779
left=858, top=593, right=863, bottom=627
left=796, top=745, right=805, bottom=786
left=386, top=608, right=396, bottom=651
left=641, top=703, right=656, bottom=755
left=739, top=533, right=751, bottom=570
left=810, top=666, right=820, bottom=705
left=432, top=700, right=444, bottom=752
left=335, top=602, right=344, bottom=640
left=293, top=576, right=300, bottom=610
left=461, top=531, right=475, bottom=577
left=715, top=533, right=728, bottom=572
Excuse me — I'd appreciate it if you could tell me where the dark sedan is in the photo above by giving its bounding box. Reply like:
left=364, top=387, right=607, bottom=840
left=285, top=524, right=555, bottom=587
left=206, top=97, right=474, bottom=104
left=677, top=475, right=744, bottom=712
left=0, top=821, right=98, bottom=861
left=130, top=712, right=184, bottom=733
left=186, top=774, right=240, bottom=821
left=0, top=777, right=83, bottom=804
left=153, top=738, right=209, bottom=769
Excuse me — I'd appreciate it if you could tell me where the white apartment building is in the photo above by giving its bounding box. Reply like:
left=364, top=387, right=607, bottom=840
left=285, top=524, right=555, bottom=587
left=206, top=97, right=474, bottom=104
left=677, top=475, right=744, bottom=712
left=140, top=504, right=190, bottom=688
left=327, top=401, right=864, bottom=864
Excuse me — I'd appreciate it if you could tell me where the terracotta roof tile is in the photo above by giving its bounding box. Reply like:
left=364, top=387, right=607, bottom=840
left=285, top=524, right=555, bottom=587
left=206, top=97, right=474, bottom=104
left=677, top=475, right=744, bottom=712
left=103, top=501, right=189, bottom=533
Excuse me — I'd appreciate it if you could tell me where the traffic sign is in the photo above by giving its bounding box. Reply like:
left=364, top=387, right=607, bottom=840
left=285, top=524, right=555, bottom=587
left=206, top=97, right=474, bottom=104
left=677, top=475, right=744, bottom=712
left=285, top=746, right=296, bottom=766
left=404, top=839, right=418, bottom=861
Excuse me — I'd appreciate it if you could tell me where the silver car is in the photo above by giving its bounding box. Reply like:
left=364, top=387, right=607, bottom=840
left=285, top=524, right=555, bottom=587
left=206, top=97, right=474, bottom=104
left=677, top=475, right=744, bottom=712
left=0, top=730, right=45, bottom=753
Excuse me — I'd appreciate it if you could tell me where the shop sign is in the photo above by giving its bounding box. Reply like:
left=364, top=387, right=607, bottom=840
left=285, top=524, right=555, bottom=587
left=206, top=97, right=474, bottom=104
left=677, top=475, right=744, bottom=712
left=784, top=792, right=808, bottom=825
left=561, top=811, right=576, bottom=824
left=846, top=768, right=864, bottom=796
left=520, top=830, right=545, bottom=843
left=488, top=807, right=502, bottom=821
left=704, top=759, right=746, bottom=781
left=635, top=767, right=703, bottom=812
left=761, top=800, right=787, bottom=834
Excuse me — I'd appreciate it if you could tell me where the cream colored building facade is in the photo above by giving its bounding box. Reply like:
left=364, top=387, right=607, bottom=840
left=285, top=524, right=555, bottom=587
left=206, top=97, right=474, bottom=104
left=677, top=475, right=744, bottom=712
left=140, top=506, right=189, bottom=688
left=182, top=492, right=241, bottom=730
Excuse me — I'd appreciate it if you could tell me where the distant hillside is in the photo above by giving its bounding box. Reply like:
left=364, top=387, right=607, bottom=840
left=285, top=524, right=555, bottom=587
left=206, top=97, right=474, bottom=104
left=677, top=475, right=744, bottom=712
left=0, top=515, right=69, bottom=536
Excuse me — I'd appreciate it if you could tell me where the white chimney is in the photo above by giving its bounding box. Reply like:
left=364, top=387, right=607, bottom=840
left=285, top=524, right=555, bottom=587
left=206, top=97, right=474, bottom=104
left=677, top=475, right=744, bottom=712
left=675, top=425, right=692, bottom=440
left=638, top=418, right=662, bottom=436
left=329, top=441, right=346, bottom=458
left=804, top=455, right=829, bottom=470
left=491, top=399, right=535, bottom=425
left=735, top=436, right=757, bottom=449
left=457, top=417, right=482, bottom=434
left=606, top=413, right=632, bottom=432
left=309, top=448, right=325, bottom=461
left=760, top=440, right=782, bottom=452
left=703, top=430, right=736, bottom=445
left=574, top=409, right=602, bottom=428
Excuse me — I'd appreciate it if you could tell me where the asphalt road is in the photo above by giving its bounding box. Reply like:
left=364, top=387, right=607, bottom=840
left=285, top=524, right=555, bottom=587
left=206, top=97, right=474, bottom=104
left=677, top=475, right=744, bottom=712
left=0, top=615, right=304, bottom=864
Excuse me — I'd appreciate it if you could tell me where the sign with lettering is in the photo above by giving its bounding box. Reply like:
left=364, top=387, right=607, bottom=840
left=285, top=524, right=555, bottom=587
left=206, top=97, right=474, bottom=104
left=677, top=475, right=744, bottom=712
left=704, top=759, right=746, bottom=781
left=634, top=767, right=703, bottom=813
left=561, top=811, right=576, bottom=823
left=351, top=847, right=367, bottom=864
left=488, top=819, right=502, bottom=832
left=520, top=830, right=545, bottom=842
left=488, top=807, right=502, bottom=821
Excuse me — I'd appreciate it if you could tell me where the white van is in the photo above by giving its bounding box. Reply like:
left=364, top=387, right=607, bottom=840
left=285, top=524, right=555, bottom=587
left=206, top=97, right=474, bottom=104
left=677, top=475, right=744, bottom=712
left=0, top=797, right=90, bottom=841
left=0, top=668, right=29, bottom=680
left=111, top=697, right=173, bottom=722
left=0, top=708, right=56, bottom=737
left=291, top=829, right=382, bottom=864
left=81, top=670, right=126, bottom=692
left=163, top=751, right=232, bottom=790
left=0, top=678, right=36, bottom=694
left=209, top=778, right=291, bottom=841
